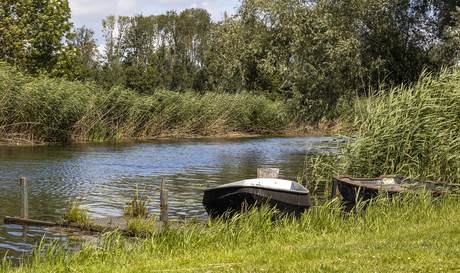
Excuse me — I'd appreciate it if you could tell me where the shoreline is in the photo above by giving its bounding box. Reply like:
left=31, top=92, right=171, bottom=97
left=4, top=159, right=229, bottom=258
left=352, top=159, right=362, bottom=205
left=0, top=119, right=345, bottom=145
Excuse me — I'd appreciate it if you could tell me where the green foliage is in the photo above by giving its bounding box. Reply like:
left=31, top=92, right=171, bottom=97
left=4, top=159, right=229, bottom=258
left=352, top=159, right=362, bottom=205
left=206, top=0, right=460, bottom=124
left=71, top=26, right=100, bottom=81
left=0, top=64, right=288, bottom=143
left=0, top=0, right=75, bottom=78
left=7, top=194, right=460, bottom=272
left=306, top=68, right=460, bottom=195
left=4, top=0, right=460, bottom=125
left=124, top=215, right=159, bottom=237
left=64, top=201, right=92, bottom=228
left=211, top=0, right=365, bottom=123
left=124, top=185, right=151, bottom=219
left=88, top=126, right=107, bottom=141
left=441, top=6, right=460, bottom=66
left=344, top=69, right=460, bottom=182
left=350, top=0, right=448, bottom=87
left=99, top=9, right=213, bottom=93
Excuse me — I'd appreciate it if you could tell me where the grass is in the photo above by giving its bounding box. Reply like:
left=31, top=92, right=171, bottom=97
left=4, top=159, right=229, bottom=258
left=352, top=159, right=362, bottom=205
left=4, top=192, right=460, bottom=272
left=123, top=185, right=151, bottom=219
left=63, top=201, right=92, bottom=229
left=304, top=68, right=460, bottom=195
left=0, top=63, right=290, bottom=143
left=124, top=215, right=160, bottom=237
left=7, top=66, right=460, bottom=271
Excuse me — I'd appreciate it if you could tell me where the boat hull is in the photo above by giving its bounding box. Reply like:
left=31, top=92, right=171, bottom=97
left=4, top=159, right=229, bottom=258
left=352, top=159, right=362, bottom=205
left=203, top=185, right=311, bottom=217
left=333, top=174, right=458, bottom=205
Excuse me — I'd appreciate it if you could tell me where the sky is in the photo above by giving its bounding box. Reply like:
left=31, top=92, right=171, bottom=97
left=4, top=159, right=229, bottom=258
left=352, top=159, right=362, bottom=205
left=68, top=0, right=240, bottom=47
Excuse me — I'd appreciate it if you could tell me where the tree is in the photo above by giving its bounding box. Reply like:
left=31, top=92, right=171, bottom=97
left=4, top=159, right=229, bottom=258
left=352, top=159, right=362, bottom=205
left=99, top=15, right=130, bottom=89
left=98, top=10, right=214, bottom=93
left=122, top=14, right=160, bottom=94
left=71, top=26, right=100, bottom=81
left=0, top=0, right=28, bottom=68
left=211, top=0, right=363, bottom=121
left=0, top=0, right=75, bottom=77
left=210, top=0, right=460, bottom=123
left=349, top=0, right=443, bottom=87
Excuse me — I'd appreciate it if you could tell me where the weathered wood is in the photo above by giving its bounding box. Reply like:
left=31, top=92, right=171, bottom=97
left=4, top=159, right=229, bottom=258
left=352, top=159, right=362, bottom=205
left=160, top=207, right=168, bottom=222
left=4, top=216, right=57, bottom=226
left=20, top=177, right=28, bottom=219
left=4, top=216, right=172, bottom=236
left=257, top=168, right=279, bottom=179
left=160, top=175, right=168, bottom=222
left=160, top=190, right=168, bottom=222
left=161, top=174, right=166, bottom=190
left=160, top=189, right=168, bottom=208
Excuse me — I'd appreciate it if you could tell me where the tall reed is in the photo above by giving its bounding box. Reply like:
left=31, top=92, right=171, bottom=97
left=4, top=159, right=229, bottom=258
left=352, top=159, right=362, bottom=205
left=0, top=64, right=288, bottom=143
left=305, top=68, right=460, bottom=194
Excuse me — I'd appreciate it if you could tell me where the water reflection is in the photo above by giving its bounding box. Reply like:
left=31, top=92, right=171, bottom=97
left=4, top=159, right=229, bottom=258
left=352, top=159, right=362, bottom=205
left=0, top=135, right=332, bottom=260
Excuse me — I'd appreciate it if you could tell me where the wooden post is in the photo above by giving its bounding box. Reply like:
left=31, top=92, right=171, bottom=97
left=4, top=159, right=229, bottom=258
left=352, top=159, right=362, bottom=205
left=160, top=175, right=168, bottom=222
left=257, top=168, right=279, bottom=179
left=20, top=177, right=28, bottom=219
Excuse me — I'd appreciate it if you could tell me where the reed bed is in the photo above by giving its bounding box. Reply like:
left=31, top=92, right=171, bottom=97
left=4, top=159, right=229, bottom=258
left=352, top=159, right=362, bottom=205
left=5, top=192, right=460, bottom=272
left=0, top=64, right=288, bottom=143
left=305, top=68, right=460, bottom=194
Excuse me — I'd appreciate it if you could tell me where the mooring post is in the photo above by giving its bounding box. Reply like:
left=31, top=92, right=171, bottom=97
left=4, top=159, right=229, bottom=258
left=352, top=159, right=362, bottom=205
left=160, top=175, right=168, bottom=222
left=20, top=177, right=28, bottom=219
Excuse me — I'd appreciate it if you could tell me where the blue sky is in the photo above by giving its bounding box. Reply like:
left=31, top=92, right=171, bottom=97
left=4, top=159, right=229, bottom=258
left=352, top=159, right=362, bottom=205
left=68, top=0, right=240, bottom=46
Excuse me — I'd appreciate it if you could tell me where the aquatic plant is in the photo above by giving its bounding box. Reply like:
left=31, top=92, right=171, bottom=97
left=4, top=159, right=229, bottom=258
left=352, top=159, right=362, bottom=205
left=64, top=201, right=92, bottom=228
left=123, top=185, right=152, bottom=219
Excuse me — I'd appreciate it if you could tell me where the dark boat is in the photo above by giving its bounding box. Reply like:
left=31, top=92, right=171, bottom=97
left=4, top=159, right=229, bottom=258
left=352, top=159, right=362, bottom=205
left=332, top=174, right=459, bottom=205
left=202, top=178, right=311, bottom=217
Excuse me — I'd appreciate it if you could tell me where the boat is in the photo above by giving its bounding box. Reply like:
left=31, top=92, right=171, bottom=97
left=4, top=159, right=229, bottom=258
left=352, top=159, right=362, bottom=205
left=202, top=178, right=311, bottom=217
left=331, top=174, right=459, bottom=205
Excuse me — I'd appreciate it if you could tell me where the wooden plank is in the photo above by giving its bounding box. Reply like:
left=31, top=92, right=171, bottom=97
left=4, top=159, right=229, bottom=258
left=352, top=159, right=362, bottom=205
left=4, top=216, right=57, bottom=226
left=257, top=168, right=279, bottom=178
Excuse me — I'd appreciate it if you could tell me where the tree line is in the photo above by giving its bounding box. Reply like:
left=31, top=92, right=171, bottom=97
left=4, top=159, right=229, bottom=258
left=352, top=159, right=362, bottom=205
left=2, top=0, right=460, bottom=123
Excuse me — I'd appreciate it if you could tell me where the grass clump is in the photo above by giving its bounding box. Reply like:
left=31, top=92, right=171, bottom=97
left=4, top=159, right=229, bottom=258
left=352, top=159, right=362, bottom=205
left=5, top=193, right=460, bottom=272
left=123, top=185, right=151, bottom=219
left=124, top=215, right=160, bottom=237
left=64, top=201, right=92, bottom=228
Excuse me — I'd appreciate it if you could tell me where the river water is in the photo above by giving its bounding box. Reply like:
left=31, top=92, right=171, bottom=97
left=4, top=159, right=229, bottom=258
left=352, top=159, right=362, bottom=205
left=0, top=135, right=331, bottom=262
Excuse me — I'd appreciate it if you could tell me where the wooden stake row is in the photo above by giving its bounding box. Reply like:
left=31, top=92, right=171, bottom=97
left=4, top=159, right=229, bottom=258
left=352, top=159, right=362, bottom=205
left=16, top=175, right=170, bottom=223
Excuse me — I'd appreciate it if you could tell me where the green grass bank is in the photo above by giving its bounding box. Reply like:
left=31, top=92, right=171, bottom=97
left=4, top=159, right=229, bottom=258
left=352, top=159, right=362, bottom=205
left=4, top=193, right=460, bottom=272
left=0, top=64, right=293, bottom=143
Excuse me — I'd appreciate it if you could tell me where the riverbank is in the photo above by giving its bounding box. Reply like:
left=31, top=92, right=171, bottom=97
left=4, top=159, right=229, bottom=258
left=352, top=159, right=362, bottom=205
left=2, top=64, right=342, bottom=144
left=5, top=193, right=460, bottom=272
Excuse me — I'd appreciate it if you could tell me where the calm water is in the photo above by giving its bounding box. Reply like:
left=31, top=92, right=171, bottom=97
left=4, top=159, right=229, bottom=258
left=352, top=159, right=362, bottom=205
left=0, top=135, right=331, bottom=262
